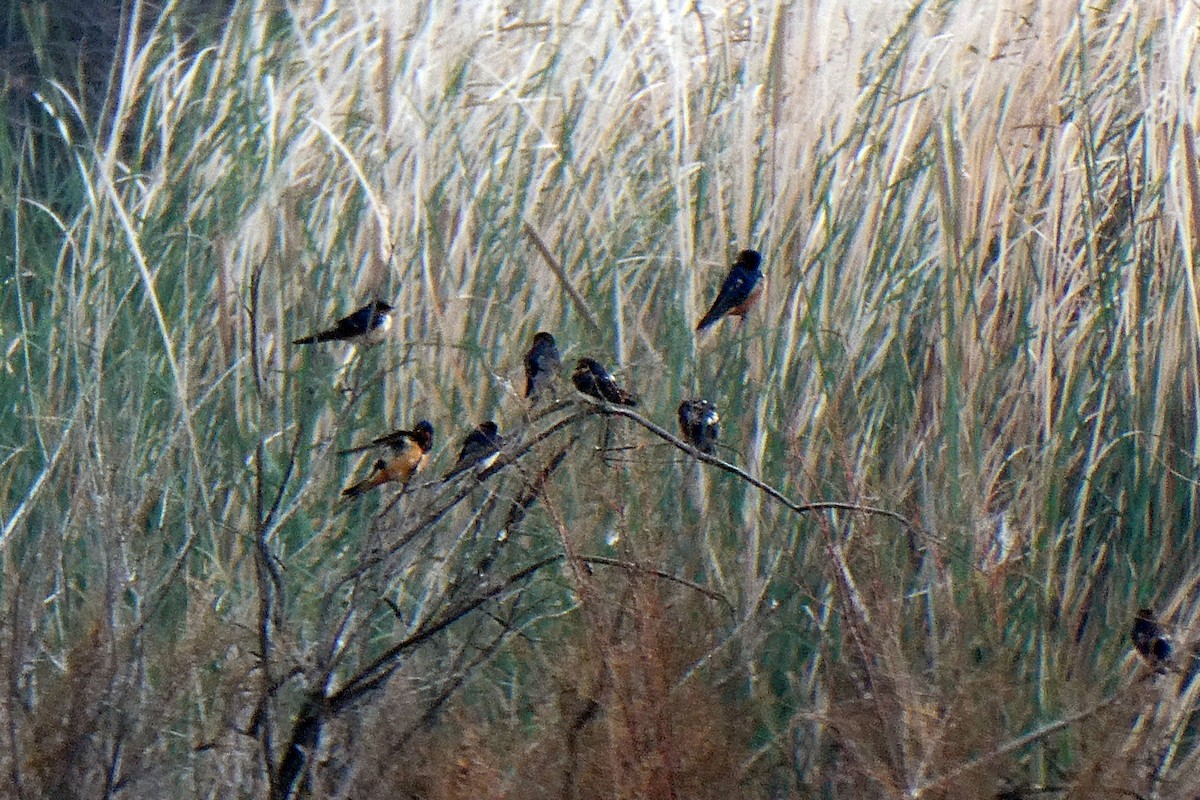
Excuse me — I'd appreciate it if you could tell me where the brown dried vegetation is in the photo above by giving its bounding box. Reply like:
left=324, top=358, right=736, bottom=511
left=5, top=0, right=1200, bottom=798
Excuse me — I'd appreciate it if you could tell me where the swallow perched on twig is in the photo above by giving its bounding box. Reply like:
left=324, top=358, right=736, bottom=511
left=340, top=420, right=434, bottom=499
left=696, top=249, right=763, bottom=331
left=444, top=421, right=505, bottom=480
left=293, top=300, right=394, bottom=345
left=1131, top=608, right=1173, bottom=671
left=678, top=399, right=720, bottom=454
left=339, top=420, right=434, bottom=456
left=524, top=331, right=562, bottom=401
left=572, top=358, right=639, bottom=407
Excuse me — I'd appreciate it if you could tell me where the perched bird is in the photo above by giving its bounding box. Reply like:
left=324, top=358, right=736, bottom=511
left=1131, top=608, right=1172, bottom=670
left=444, top=421, right=505, bottom=480
left=293, top=300, right=394, bottom=345
left=696, top=249, right=764, bottom=331
left=341, top=420, right=434, bottom=499
left=678, top=399, right=720, bottom=454
left=524, top=331, right=562, bottom=400
left=339, top=420, right=434, bottom=457
left=572, top=358, right=639, bottom=407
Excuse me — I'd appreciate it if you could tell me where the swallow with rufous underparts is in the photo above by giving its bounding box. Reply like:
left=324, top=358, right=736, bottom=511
left=340, top=420, right=434, bottom=499
left=696, top=249, right=763, bottom=331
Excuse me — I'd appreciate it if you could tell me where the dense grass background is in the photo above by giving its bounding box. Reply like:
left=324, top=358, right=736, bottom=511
left=3, top=0, right=1200, bottom=797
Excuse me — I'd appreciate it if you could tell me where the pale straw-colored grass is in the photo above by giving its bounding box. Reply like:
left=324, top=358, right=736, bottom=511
left=3, top=0, right=1200, bottom=795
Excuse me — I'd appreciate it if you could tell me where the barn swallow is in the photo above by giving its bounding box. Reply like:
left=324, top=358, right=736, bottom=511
left=677, top=399, right=720, bottom=454
left=293, top=300, right=394, bottom=345
left=572, top=358, right=639, bottom=407
left=696, top=249, right=763, bottom=331
left=444, top=421, right=505, bottom=479
left=1131, top=608, right=1172, bottom=670
left=339, top=420, right=434, bottom=456
left=340, top=420, right=434, bottom=499
left=524, top=331, right=562, bottom=400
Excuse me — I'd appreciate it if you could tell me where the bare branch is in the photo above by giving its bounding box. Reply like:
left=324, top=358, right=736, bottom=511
left=522, top=221, right=603, bottom=337
left=581, top=398, right=929, bottom=538
left=908, top=694, right=1123, bottom=798
left=579, top=556, right=732, bottom=609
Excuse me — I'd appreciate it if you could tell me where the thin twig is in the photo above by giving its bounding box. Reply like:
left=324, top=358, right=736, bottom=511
left=580, top=556, right=732, bottom=609
left=274, top=397, right=924, bottom=799
left=908, top=694, right=1123, bottom=798
left=523, top=220, right=603, bottom=336
left=585, top=399, right=929, bottom=539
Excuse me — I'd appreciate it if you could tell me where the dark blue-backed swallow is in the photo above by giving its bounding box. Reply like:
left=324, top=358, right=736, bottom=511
left=696, top=249, right=763, bottom=331
left=340, top=420, right=434, bottom=498
left=1132, top=608, right=1172, bottom=670
left=444, top=421, right=505, bottom=480
left=678, top=399, right=720, bottom=454
left=572, top=358, right=638, bottom=407
left=524, top=331, right=562, bottom=400
left=293, top=300, right=394, bottom=345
